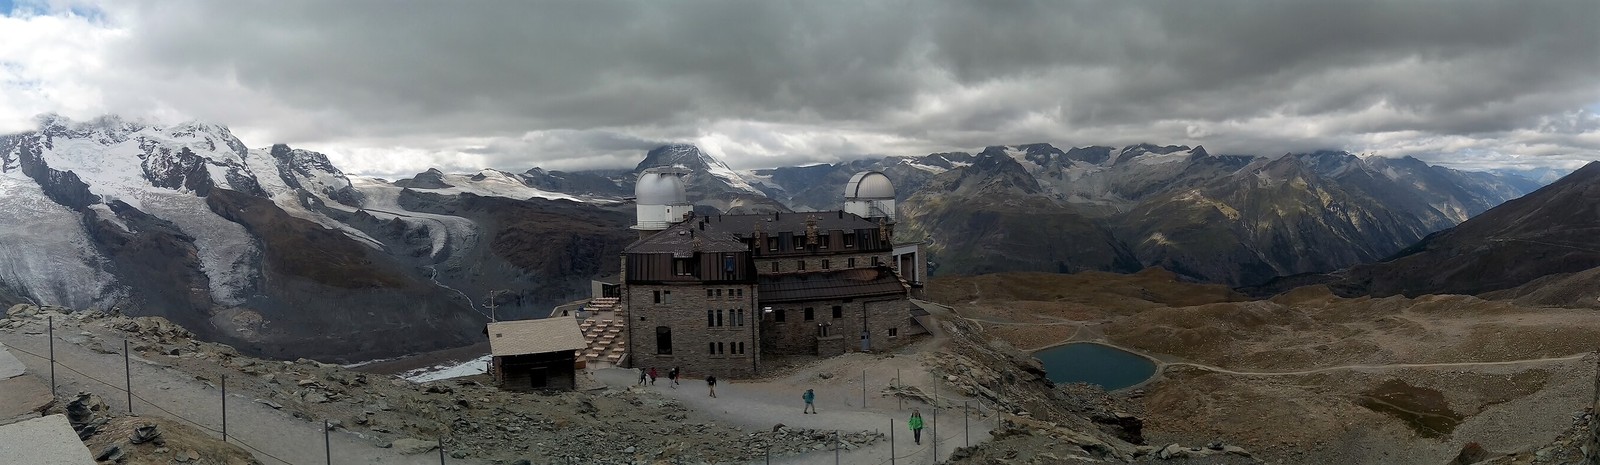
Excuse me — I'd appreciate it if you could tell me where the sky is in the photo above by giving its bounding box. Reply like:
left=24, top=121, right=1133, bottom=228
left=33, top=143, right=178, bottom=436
left=1, top=0, right=1597, bottom=178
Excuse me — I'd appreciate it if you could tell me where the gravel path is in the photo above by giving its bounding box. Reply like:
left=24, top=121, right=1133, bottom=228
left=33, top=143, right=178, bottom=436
left=1, top=320, right=484, bottom=465
left=595, top=356, right=997, bottom=465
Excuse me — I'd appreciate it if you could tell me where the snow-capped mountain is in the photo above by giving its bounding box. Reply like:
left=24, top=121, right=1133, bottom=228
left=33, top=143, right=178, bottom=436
left=883, top=143, right=1543, bottom=284
left=0, top=116, right=636, bottom=361
left=0, top=115, right=1563, bottom=361
left=630, top=144, right=788, bottom=213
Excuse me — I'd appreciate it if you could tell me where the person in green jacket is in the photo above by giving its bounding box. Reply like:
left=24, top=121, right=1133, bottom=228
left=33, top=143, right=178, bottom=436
left=909, top=408, right=925, bottom=445
left=802, top=388, right=817, bottom=414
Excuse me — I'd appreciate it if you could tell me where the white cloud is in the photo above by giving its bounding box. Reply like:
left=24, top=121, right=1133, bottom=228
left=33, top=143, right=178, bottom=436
left=0, top=0, right=1595, bottom=177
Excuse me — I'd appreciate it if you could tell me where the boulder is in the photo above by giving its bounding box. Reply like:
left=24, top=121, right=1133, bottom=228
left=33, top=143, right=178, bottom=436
left=392, top=438, right=438, bottom=455
left=5, top=304, right=37, bottom=319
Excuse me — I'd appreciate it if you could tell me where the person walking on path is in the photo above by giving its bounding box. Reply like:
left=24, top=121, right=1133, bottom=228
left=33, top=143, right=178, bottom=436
left=802, top=388, right=817, bottom=414
left=638, top=367, right=648, bottom=386
left=669, top=367, right=680, bottom=388
left=648, top=367, right=658, bottom=385
left=909, top=409, right=925, bottom=445
left=706, top=374, right=718, bottom=398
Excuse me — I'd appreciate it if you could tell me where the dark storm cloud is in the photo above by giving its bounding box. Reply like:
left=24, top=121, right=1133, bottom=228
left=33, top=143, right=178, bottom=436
left=94, top=0, right=1599, bottom=171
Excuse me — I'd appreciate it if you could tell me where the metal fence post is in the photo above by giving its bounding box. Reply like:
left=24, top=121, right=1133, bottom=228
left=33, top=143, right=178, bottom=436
left=862, top=370, right=867, bottom=409
left=221, top=374, right=227, bottom=441
left=324, top=419, right=332, bottom=465
left=964, top=401, right=970, bottom=447
left=889, top=418, right=896, bottom=465
left=834, top=430, right=840, bottom=465
left=439, top=437, right=445, bottom=464
left=123, top=339, right=132, bottom=414
left=47, top=315, right=55, bottom=397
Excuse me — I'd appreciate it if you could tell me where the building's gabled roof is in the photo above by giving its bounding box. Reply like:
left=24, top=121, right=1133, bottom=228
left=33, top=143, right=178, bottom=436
left=487, top=318, right=588, bottom=357
left=757, top=267, right=907, bottom=303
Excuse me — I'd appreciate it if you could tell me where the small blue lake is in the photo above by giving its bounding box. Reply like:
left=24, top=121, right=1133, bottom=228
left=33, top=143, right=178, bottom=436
left=1033, top=343, right=1157, bottom=390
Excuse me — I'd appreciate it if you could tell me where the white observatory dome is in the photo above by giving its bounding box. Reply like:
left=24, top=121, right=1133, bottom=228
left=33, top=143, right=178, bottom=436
left=844, top=171, right=895, bottom=200
left=635, top=169, right=688, bottom=205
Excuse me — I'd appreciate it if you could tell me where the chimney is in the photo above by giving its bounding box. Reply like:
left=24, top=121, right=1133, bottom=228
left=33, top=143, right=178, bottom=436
left=837, top=210, right=843, bottom=219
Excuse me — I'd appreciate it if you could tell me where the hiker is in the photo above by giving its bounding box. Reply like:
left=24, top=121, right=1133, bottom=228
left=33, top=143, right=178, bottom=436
left=669, top=366, right=680, bottom=388
left=706, top=374, right=718, bottom=398
left=909, top=409, right=925, bottom=445
left=648, top=367, right=659, bottom=385
left=637, top=367, right=647, bottom=386
left=802, top=388, right=817, bottom=414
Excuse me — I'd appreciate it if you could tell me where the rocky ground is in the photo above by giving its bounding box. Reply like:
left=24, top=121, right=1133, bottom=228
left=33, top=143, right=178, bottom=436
left=2, top=304, right=885, bottom=464
left=926, top=271, right=1600, bottom=465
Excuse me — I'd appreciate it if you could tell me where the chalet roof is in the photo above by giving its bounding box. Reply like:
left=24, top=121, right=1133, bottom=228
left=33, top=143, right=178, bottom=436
left=626, top=211, right=886, bottom=255
left=487, top=318, right=588, bottom=357
left=757, top=267, right=907, bottom=303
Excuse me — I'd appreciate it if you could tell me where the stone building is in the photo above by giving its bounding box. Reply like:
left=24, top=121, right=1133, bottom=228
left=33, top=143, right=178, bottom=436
left=621, top=168, right=921, bottom=377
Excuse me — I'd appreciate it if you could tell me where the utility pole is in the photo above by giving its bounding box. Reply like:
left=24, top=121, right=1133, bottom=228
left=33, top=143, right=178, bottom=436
left=483, top=289, right=508, bottom=322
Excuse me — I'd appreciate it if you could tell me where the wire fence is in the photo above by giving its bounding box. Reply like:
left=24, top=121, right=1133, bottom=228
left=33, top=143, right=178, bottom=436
left=2, top=316, right=471, bottom=465
left=7, top=316, right=1004, bottom=465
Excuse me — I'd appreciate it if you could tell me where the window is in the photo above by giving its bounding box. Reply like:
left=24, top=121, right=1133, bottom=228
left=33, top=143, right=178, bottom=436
left=775, top=309, right=786, bottom=322
left=707, top=310, right=716, bottom=327
left=717, top=342, right=725, bottom=354
left=872, top=256, right=881, bottom=266
left=771, top=262, right=779, bottom=272
left=716, top=309, right=724, bottom=327
left=656, top=327, right=672, bottom=355
left=662, top=290, right=672, bottom=304
left=709, top=342, right=716, bottom=354
left=847, top=258, right=856, bottom=268
left=735, top=289, right=744, bottom=297
left=832, top=305, right=842, bottom=319
left=797, top=260, right=806, bottom=271
left=768, top=238, right=778, bottom=251
left=674, top=258, right=690, bottom=276
left=821, top=259, right=831, bottom=269
left=889, top=327, right=899, bottom=338
left=707, top=289, right=714, bottom=297
left=715, top=289, right=723, bottom=297
left=733, top=342, right=745, bottom=355
left=820, top=236, right=830, bottom=249
left=723, top=254, right=736, bottom=272
left=653, top=290, right=662, bottom=304
left=804, top=307, right=814, bottom=321
left=845, top=233, right=855, bottom=248
left=819, top=324, right=830, bottom=337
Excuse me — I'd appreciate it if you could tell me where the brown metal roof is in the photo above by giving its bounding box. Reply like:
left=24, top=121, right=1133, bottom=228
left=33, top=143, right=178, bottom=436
left=757, top=267, right=907, bottom=303
left=624, top=220, right=749, bottom=254
left=626, top=211, right=886, bottom=255
left=486, top=318, right=588, bottom=356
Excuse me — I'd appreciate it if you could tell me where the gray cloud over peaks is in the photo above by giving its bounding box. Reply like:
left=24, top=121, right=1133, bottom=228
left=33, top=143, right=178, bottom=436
left=8, top=0, right=1597, bottom=175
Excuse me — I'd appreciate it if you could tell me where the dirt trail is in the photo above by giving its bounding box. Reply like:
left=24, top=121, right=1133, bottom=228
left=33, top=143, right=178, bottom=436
left=0, top=321, right=478, bottom=465
left=1165, top=353, right=1590, bottom=376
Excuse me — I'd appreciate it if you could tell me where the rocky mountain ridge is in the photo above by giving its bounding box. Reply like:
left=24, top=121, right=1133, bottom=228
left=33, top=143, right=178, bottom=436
left=0, top=115, right=635, bottom=361
left=1249, top=161, right=1600, bottom=299
left=0, top=114, right=1568, bottom=360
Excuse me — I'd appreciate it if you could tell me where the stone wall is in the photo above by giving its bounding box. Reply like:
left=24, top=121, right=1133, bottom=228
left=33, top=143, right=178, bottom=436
left=624, top=282, right=761, bottom=378
left=760, top=297, right=914, bottom=357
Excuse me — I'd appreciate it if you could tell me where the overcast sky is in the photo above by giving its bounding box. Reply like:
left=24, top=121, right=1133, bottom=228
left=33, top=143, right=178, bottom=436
left=2, top=0, right=1596, bottom=177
